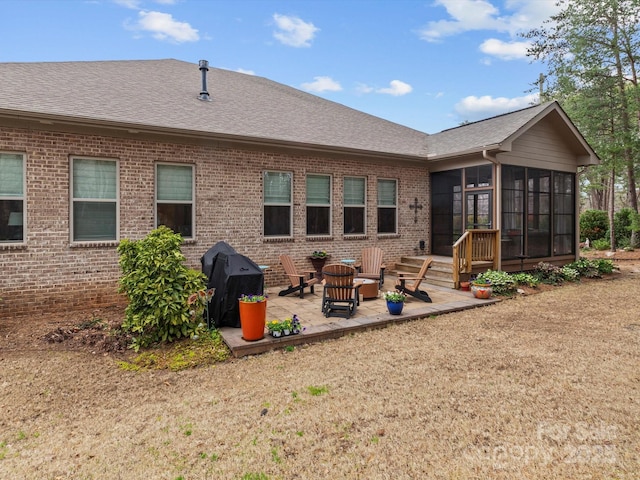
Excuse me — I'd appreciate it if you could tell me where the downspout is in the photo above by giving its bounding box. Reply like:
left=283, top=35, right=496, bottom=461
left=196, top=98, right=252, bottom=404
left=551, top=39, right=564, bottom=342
left=483, top=150, right=502, bottom=270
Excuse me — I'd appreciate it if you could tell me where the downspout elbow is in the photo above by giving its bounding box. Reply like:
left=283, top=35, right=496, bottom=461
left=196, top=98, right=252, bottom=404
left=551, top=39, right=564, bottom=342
left=483, top=149, right=499, bottom=164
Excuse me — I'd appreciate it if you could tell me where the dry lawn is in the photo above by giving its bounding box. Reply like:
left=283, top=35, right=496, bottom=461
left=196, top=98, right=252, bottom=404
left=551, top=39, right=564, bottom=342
left=1, top=261, right=639, bottom=479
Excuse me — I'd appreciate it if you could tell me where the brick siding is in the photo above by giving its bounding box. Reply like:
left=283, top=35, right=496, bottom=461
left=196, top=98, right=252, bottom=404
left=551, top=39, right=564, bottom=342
left=0, top=125, right=430, bottom=317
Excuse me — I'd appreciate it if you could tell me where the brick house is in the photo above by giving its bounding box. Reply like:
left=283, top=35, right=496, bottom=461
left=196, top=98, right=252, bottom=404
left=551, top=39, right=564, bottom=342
left=0, top=59, right=598, bottom=316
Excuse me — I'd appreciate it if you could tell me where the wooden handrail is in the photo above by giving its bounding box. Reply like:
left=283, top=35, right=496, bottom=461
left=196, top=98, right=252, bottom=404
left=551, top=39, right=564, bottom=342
left=452, top=229, right=499, bottom=288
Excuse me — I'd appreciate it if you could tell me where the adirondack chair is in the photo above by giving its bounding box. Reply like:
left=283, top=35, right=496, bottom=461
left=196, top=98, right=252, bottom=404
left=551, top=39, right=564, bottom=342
left=395, top=257, right=433, bottom=303
left=355, top=246, right=385, bottom=290
left=321, top=264, right=363, bottom=318
left=278, top=254, right=319, bottom=299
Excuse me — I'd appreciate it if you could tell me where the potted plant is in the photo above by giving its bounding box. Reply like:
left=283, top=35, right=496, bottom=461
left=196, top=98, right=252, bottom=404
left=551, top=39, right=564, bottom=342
left=383, top=290, right=406, bottom=315
left=291, top=314, right=304, bottom=334
left=266, top=319, right=284, bottom=338
left=309, top=250, right=330, bottom=280
left=238, top=294, right=267, bottom=341
left=470, top=279, right=492, bottom=299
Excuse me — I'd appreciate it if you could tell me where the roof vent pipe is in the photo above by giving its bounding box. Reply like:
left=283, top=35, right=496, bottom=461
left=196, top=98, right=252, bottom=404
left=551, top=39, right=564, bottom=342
left=198, top=59, right=211, bottom=101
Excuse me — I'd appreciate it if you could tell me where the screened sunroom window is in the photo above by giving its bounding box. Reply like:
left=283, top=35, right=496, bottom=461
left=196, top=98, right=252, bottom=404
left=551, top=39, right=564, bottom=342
left=0, top=153, right=25, bottom=243
left=71, top=158, right=118, bottom=242
left=264, top=171, right=292, bottom=237
left=344, top=176, right=365, bottom=235
left=156, top=163, right=194, bottom=238
left=306, top=174, right=331, bottom=236
left=377, top=179, right=397, bottom=234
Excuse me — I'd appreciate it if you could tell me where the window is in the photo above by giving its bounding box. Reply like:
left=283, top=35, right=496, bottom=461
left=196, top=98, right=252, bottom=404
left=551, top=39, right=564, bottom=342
left=71, top=157, right=118, bottom=242
left=527, top=169, right=551, bottom=257
left=553, top=172, right=575, bottom=255
left=501, top=166, right=573, bottom=260
left=465, top=165, right=492, bottom=188
left=344, top=176, right=366, bottom=235
left=377, top=179, right=397, bottom=234
left=156, top=163, right=194, bottom=238
left=306, top=174, right=331, bottom=236
left=264, top=171, right=292, bottom=237
left=0, top=153, right=25, bottom=243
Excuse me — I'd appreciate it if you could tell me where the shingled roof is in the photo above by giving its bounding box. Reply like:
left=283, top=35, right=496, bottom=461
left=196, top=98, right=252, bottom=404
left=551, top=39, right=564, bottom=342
left=427, top=101, right=598, bottom=163
left=0, top=59, right=429, bottom=158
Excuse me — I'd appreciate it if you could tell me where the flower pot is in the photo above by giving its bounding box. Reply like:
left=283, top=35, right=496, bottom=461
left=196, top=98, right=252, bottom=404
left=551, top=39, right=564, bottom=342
left=283, top=329, right=291, bottom=336
left=471, top=284, right=492, bottom=299
left=309, top=257, right=328, bottom=281
left=460, top=281, right=470, bottom=291
left=239, top=299, right=267, bottom=341
left=386, top=300, right=404, bottom=315
left=271, top=330, right=282, bottom=338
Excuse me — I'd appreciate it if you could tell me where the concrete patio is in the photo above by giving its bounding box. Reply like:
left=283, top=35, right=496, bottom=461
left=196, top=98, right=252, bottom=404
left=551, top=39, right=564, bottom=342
left=219, top=274, right=499, bottom=357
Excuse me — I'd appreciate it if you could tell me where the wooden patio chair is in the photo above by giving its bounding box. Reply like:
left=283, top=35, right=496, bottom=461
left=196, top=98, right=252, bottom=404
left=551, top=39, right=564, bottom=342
left=278, top=254, right=319, bottom=299
left=321, top=264, right=363, bottom=318
left=355, top=246, right=386, bottom=290
left=395, top=257, right=433, bottom=303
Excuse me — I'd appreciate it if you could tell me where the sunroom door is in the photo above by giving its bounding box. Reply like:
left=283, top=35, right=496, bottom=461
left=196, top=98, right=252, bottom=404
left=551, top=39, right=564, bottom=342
left=466, top=190, right=492, bottom=229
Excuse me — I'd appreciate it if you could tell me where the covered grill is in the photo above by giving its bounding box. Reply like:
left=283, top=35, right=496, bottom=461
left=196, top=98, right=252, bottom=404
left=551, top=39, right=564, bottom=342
left=200, top=242, right=264, bottom=328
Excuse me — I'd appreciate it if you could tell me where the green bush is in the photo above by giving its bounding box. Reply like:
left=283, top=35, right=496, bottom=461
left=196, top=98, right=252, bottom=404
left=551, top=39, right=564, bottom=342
left=609, top=207, right=635, bottom=249
left=534, top=262, right=565, bottom=285
left=117, top=226, right=207, bottom=350
left=592, top=238, right=610, bottom=251
left=510, top=272, right=540, bottom=288
left=579, top=209, right=608, bottom=242
left=474, top=270, right=517, bottom=296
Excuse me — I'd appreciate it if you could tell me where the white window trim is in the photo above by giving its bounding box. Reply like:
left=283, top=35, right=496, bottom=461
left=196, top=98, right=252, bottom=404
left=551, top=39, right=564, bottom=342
left=343, top=175, right=367, bottom=236
left=377, top=178, right=398, bottom=234
left=306, top=173, right=332, bottom=237
left=155, top=162, right=196, bottom=240
left=263, top=170, right=293, bottom=238
left=70, top=156, right=120, bottom=244
left=0, top=151, right=26, bottom=245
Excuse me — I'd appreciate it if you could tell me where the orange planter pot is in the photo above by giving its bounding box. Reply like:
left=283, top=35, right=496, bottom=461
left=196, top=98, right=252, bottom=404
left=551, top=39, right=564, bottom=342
left=239, top=300, right=267, bottom=341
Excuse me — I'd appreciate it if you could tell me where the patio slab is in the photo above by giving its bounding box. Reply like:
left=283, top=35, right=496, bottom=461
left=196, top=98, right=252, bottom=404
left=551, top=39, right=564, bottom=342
left=219, top=275, right=499, bottom=357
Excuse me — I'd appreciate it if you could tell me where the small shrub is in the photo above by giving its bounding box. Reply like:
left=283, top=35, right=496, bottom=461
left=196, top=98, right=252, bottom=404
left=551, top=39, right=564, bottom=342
left=534, top=262, right=565, bottom=285
left=117, top=226, right=207, bottom=350
left=592, top=258, right=615, bottom=275
left=579, top=209, right=608, bottom=242
left=510, top=272, right=540, bottom=288
left=561, top=266, right=580, bottom=282
left=567, top=258, right=600, bottom=278
left=474, top=270, right=517, bottom=295
left=592, top=238, right=610, bottom=251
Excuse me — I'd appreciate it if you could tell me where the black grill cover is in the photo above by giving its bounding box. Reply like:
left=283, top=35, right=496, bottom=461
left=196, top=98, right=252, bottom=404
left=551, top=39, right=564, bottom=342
left=201, top=242, right=264, bottom=328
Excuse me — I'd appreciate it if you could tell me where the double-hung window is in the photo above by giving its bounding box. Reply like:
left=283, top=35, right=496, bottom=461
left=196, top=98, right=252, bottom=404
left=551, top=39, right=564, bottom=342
left=0, top=152, right=25, bottom=243
left=377, top=179, right=397, bottom=234
left=306, top=174, right=331, bottom=236
left=264, top=171, right=292, bottom=237
left=156, top=163, right=194, bottom=238
left=344, top=176, right=365, bottom=235
left=71, top=157, right=118, bottom=242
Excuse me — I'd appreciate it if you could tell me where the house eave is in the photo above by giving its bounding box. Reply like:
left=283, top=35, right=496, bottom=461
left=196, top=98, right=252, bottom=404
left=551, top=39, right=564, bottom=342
left=426, top=143, right=508, bottom=162
left=0, top=109, right=427, bottom=163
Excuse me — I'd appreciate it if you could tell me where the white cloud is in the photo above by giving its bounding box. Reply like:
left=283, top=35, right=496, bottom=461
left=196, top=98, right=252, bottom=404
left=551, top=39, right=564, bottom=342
left=135, top=10, right=199, bottom=43
left=480, top=38, right=530, bottom=60
left=418, top=0, right=503, bottom=42
left=272, top=14, right=319, bottom=47
left=376, top=80, right=413, bottom=96
left=114, top=0, right=141, bottom=8
left=418, top=0, right=561, bottom=60
left=301, top=76, right=342, bottom=93
left=454, top=93, right=538, bottom=122
left=357, top=80, right=413, bottom=96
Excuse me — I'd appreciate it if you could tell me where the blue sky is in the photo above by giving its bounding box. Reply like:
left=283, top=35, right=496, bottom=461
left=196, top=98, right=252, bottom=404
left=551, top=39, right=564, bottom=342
left=1, top=0, right=560, bottom=133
